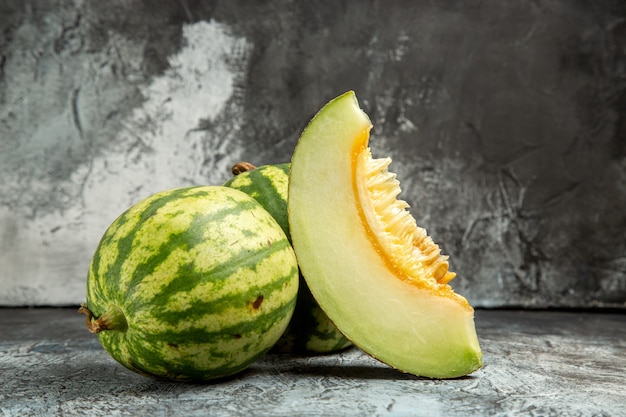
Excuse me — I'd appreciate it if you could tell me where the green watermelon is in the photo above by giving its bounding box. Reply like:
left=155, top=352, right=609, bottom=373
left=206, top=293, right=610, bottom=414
left=224, top=162, right=352, bottom=354
left=80, top=186, right=299, bottom=381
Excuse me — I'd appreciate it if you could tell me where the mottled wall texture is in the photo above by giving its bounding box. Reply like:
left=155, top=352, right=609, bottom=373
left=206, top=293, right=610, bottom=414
left=0, top=1, right=624, bottom=308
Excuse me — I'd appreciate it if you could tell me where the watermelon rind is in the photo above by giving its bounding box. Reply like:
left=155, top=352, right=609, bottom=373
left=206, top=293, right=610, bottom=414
left=84, top=185, right=299, bottom=381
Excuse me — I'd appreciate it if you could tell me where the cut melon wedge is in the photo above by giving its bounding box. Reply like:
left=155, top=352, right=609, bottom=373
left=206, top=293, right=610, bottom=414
left=288, top=91, right=482, bottom=378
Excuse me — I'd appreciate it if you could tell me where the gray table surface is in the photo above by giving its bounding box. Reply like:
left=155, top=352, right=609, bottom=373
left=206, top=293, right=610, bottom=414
left=1, top=308, right=624, bottom=417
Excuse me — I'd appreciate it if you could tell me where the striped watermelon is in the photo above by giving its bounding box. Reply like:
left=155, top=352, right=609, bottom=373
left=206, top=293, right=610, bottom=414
left=224, top=163, right=352, bottom=354
left=79, top=186, right=299, bottom=381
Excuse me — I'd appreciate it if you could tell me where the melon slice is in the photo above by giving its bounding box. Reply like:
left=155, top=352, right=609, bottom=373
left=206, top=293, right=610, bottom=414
left=288, top=91, right=482, bottom=378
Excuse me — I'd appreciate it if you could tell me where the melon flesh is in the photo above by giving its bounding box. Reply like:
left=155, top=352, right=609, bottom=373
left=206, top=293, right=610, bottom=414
left=288, top=91, right=482, bottom=378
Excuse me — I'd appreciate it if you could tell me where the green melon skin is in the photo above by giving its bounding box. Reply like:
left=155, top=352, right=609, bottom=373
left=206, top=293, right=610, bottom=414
left=82, top=186, right=299, bottom=382
left=224, top=163, right=352, bottom=354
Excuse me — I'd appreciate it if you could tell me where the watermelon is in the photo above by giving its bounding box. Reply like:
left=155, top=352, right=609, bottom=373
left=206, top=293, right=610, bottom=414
left=224, top=162, right=352, bottom=354
left=79, top=186, right=299, bottom=381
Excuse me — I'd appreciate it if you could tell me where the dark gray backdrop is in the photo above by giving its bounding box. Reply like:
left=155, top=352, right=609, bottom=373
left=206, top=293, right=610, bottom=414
left=1, top=0, right=624, bottom=308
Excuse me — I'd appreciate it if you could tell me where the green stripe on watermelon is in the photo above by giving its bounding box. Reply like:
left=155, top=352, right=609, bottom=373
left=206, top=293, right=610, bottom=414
left=81, top=185, right=299, bottom=382
left=127, top=236, right=295, bottom=315
left=145, top=264, right=297, bottom=328
left=224, top=163, right=290, bottom=239
left=224, top=162, right=352, bottom=354
left=90, top=188, right=266, bottom=304
left=101, top=294, right=296, bottom=381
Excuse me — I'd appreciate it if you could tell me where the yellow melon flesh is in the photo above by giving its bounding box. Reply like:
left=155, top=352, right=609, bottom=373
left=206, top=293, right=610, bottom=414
left=288, top=91, right=482, bottom=378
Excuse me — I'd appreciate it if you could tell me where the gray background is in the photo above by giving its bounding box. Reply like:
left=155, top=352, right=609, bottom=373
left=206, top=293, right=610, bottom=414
left=1, top=0, right=624, bottom=308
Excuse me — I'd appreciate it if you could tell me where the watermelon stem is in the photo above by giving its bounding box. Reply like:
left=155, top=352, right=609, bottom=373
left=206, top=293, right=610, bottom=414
left=78, top=304, right=128, bottom=333
left=231, top=162, right=257, bottom=176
